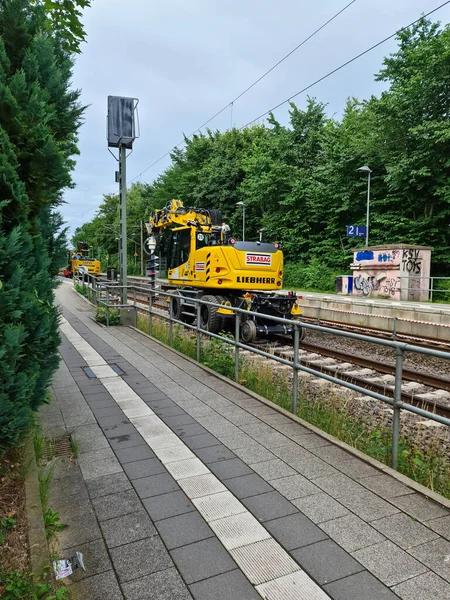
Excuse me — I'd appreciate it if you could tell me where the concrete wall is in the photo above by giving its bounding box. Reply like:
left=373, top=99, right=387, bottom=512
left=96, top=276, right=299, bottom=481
left=350, top=245, right=432, bottom=301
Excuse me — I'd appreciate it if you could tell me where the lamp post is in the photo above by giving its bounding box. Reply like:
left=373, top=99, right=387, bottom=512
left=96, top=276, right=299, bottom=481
left=236, top=201, right=245, bottom=241
left=357, top=165, right=372, bottom=247
left=258, top=228, right=265, bottom=242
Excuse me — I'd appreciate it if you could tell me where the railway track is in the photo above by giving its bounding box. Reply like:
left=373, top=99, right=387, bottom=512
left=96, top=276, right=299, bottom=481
left=248, top=339, right=450, bottom=420
left=104, top=285, right=450, bottom=418
left=297, top=315, right=450, bottom=352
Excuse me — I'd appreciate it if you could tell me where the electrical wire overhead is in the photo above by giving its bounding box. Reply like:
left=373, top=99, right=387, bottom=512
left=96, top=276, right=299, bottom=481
left=129, top=0, right=358, bottom=183
left=241, top=0, right=450, bottom=128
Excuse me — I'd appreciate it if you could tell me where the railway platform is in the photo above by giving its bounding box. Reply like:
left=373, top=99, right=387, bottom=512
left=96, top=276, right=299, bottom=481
left=43, top=282, right=450, bottom=599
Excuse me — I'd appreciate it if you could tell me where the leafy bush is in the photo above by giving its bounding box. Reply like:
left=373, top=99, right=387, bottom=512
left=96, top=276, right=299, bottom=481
left=283, top=258, right=342, bottom=293
left=432, top=278, right=450, bottom=304
left=95, top=306, right=121, bottom=326
left=202, top=336, right=236, bottom=379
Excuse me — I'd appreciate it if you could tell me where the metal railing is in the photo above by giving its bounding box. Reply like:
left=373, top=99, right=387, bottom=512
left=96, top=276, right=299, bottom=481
left=82, top=279, right=450, bottom=470
left=398, top=276, right=450, bottom=302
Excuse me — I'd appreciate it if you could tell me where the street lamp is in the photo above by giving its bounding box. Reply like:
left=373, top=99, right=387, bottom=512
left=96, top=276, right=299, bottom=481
left=357, top=165, right=372, bottom=247
left=236, top=201, right=245, bottom=241
left=258, top=228, right=265, bottom=242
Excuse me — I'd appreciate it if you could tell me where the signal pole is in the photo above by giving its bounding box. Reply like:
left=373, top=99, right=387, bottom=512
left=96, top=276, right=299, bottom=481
left=107, top=95, right=139, bottom=306
left=119, top=145, right=127, bottom=305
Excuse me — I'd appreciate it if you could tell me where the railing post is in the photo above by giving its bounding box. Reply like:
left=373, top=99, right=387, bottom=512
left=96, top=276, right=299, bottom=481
left=391, top=346, right=404, bottom=470
left=196, top=301, right=201, bottom=363
left=393, top=317, right=397, bottom=339
left=292, top=324, right=299, bottom=415
left=169, top=294, right=173, bottom=347
left=92, top=277, right=97, bottom=305
left=430, top=277, right=434, bottom=302
left=148, top=291, right=153, bottom=336
left=234, top=312, right=240, bottom=382
left=106, top=287, right=110, bottom=327
left=317, top=306, right=321, bottom=325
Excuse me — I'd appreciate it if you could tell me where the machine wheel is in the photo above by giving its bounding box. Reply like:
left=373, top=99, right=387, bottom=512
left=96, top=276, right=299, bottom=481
left=170, top=293, right=183, bottom=321
left=199, top=295, right=221, bottom=333
left=241, top=320, right=257, bottom=344
left=214, top=295, right=229, bottom=332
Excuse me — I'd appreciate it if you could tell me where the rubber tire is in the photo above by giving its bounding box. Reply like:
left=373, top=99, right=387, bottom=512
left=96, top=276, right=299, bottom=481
left=214, top=295, right=229, bottom=333
left=241, top=320, right=257, bottom=344
left=170, top=294, right=183, bottom=321
left=199, top=294, right=221, bottom=333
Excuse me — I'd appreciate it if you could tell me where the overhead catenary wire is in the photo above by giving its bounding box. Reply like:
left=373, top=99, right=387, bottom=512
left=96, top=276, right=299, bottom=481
left=129, top=0, right=358, bottom=183
left=242, top=0, right=450, bottom=127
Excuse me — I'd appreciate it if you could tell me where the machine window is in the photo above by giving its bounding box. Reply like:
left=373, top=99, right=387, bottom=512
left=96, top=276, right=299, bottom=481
left=168, top=229, right=191, bottom=269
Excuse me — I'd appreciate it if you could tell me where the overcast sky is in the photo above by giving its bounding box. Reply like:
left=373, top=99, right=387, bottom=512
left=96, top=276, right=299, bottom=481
left=62, top=0, right=450, bottom=236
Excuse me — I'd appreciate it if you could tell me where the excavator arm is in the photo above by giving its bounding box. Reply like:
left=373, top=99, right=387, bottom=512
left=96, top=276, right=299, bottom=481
left=149, top=199, right=222, bottom=233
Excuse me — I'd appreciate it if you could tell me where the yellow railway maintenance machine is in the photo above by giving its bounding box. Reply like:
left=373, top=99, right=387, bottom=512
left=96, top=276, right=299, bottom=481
left=64, top=242, right=101, bottom=278
left=144, top=199, right=301, bottom=343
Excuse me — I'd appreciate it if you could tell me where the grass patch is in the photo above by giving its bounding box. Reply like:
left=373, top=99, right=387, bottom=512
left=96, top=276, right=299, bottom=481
left=136, top=313, right=450, bottom=499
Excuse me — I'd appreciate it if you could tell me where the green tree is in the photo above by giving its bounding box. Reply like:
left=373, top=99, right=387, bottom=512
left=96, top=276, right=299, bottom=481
left=0, top=0, right=85, bottom=452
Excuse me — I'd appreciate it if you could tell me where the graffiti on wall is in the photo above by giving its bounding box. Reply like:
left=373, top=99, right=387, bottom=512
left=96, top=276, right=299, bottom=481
left=402, top=249, right=421, bottom=274
left=355, top=250, right=374, bottom=262
left=354, top=274, right=401, bottom=297
left=377, top=249, right=400, bottom=263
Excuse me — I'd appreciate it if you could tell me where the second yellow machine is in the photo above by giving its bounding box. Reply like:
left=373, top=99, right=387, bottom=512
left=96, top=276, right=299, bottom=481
left=145, top=199, right=301, bottom=342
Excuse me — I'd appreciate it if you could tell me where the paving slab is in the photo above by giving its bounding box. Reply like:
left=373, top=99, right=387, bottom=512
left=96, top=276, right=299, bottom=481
left=324, top=571, right=400, bottom=600
left=223, top=473, right=274, bottom=499
left=122, top=567, right=193, bottom=600
left=69, top=570, right=124, bottom=600
left=114, top=444, right=156, bottom=464
left=85, top=472, right=132, bottom=498
left=352, top=539, right=428, bottom=586
left=392, top=571, right=450, bottom=600
left=111, top=536, right=173, bottom=583
left=122, top=458, right=167, bottom=480
left=390, top=493, right=449, bottom=522
left=92, top=489, right=143, bottom=521
left=408, top=537, right=450, bottom=582
left=171, top=538, right=237, bottom=584
left=99, top=510, right=157, bottom=548
left=291, top=539, right=365, bottom=585
left=208, top=457, right=253, bottom=480
left=270, top=473, right=321, bottom=500
left=188, top=569, right=260, bottom=600
left=264, top=512, right=328, bottom=550
left=155, top=511, right=214, bottom=550
left=250, top=458, right=297, bottom=480
left=133, top=473, right=180, bottom=498
left=319, top=514, right=386, bottom=552
left=241, top=491, right=298, bottom=523
left=142, top=490, right=196, bottom=521
left=372, top=511, right=439, bottom=549
left=292, top=492, right=350, bottom=524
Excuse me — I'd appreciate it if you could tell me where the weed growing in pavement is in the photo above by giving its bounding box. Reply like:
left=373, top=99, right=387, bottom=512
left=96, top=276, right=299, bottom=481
left=136, top=314, right=450, bottom=499
left=70, top=437, right=79, bottom=459
left=43, top=509, right=67, bottom=539
left=38, top=465, right=54, bottom=510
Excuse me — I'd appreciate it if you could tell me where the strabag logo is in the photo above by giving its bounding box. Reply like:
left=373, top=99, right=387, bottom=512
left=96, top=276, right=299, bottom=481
left=195, top=262, right=205, bottom=271
left=245, top=253, right=272, bottom=266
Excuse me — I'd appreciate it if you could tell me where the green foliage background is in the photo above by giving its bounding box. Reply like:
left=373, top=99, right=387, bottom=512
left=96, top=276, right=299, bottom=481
left=0, top=0, right=84, bottom=452
left=75, top=18, right=450, bottom=287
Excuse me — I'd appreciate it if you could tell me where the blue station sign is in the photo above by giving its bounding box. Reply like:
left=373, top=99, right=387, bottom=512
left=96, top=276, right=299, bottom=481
left=346, top=225, right=367, bottom=237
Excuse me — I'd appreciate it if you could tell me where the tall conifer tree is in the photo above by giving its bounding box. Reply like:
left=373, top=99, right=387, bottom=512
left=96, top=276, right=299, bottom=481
left=0, top=0, right=84, bottom=451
